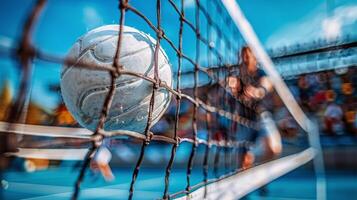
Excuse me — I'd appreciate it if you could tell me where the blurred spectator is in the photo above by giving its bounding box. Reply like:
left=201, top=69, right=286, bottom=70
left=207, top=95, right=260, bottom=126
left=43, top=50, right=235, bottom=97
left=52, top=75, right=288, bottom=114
left=324, top=93, right=344, bottom=135
left=306, top=74, right=320, bottom=93
left=342, top=82, right=353, bottom=96
left=297, top=75, right=310, bottom=109
left=342, top=96, right=356, bottom=135
left=355, top=112, right=357, bottom=135
left=309, top=87, right=326, bottom=110
left=329, top=72, right=342, bottom=94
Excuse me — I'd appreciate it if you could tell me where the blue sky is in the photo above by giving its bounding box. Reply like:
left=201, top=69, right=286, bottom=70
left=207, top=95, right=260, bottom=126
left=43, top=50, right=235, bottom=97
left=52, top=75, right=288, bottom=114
left=0, top=0, right=356, bottom=109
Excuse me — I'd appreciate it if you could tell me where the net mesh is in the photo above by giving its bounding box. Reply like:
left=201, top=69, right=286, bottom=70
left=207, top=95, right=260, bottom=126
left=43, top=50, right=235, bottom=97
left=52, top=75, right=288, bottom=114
left=0, top=0, right=327, bottom=199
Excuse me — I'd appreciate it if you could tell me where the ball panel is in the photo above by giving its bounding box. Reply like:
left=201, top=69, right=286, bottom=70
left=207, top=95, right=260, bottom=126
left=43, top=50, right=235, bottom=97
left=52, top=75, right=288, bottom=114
left=77, top=62, right=172, bottom=132
left=105, top=90, right=171, bottom=132
left=81, top=88, right=171, bottom=132
left=80, top=25, right=156, bottom=63
left=80, top=79, right=147, bottom=119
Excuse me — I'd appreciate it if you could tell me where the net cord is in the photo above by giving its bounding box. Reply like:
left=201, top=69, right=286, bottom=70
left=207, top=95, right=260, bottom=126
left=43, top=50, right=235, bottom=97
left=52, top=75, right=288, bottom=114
left=172, top=148, right=316, bottom=200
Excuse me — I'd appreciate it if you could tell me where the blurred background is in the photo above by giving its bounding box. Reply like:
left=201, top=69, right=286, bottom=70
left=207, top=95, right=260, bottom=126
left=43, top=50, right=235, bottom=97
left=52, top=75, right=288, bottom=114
left=0, top=0, right=356, bottom=199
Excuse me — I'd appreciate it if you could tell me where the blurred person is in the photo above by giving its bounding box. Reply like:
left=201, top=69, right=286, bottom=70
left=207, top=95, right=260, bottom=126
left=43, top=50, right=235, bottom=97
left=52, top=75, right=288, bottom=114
left=228, top=46, right=282, bottom=171
left=341, top=82, right=353, bottom=96
left=342, top=97, right=356, bottom=135
left=324, top=91, right=344, bottom=135
left=239, top=47, right=273, bottom=100
left=329, top=72, right=342, bottom=95
left=318, top=72, right=328, bottom=86
left=355, top=111, right=357, bottom=135
left=306, top=73, right=320, bottom=93
left=309, top=86, right=327, bottom=111
left=345, top=109, right=356, bottom=134
left=325, top=89, right=336, bottom=102
left=297, top=75, right=311, bottom=110
left=351, top=68, right=357, bottom=96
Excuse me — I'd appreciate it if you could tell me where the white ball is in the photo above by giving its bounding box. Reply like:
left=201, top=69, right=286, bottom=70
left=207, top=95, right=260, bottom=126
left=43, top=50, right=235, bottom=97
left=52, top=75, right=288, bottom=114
left=60, top=25, right=172, bottom=133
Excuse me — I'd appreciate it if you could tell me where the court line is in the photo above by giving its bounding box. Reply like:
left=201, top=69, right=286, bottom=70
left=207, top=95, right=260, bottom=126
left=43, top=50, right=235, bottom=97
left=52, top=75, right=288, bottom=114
left=6, top=182, right=72, bottom=195
left=21, top=177, right=163, bottom=200
left=249, top=196, right=315, bottom=200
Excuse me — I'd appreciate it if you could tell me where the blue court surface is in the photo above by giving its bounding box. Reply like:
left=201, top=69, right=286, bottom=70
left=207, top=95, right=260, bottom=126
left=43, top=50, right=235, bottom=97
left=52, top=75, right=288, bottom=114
left=2, top=166, right=357, bottom=200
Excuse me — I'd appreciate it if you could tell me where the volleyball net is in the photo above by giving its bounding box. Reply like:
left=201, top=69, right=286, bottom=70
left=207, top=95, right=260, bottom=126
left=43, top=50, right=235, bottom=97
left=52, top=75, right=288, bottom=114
left=0, top=0, right=327, bottom=199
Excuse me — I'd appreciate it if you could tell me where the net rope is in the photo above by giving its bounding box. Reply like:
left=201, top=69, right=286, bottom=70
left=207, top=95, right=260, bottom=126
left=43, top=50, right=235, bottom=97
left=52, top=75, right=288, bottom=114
left=0, top=0, right=326, bottom=200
